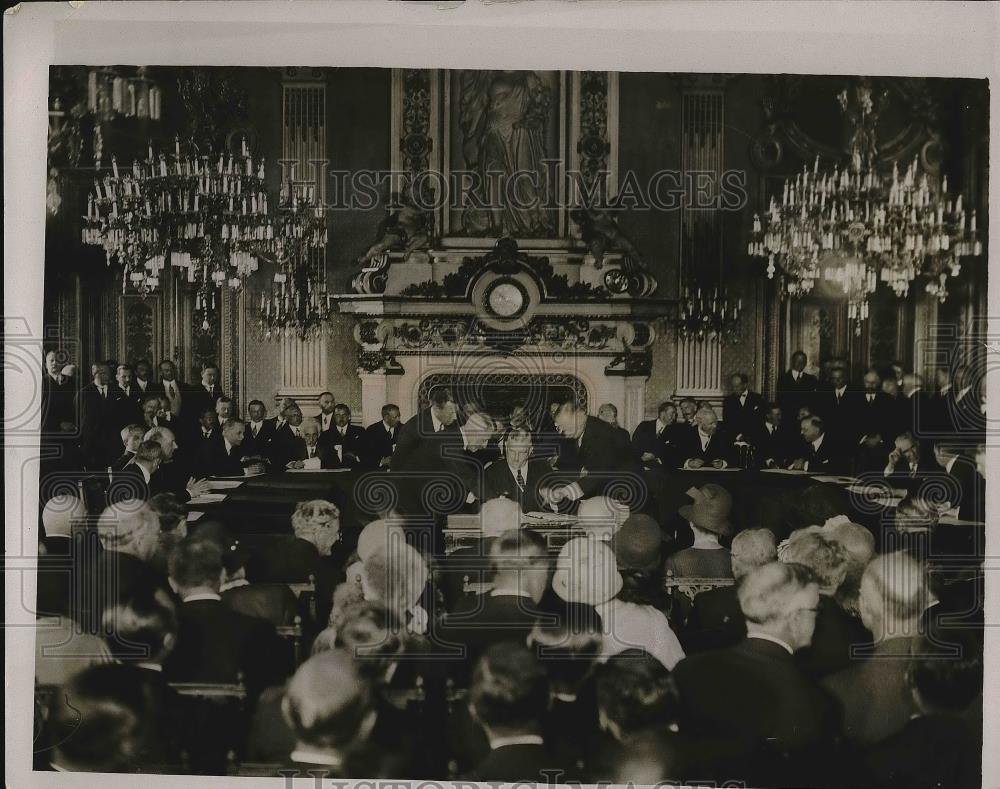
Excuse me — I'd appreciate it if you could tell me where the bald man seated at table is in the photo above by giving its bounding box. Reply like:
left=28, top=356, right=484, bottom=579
left=679, top=407, right=735, bottom=469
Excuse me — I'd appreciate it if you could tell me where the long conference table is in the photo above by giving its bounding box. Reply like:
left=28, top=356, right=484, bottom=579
left=186, top=467, right=984, bottom=553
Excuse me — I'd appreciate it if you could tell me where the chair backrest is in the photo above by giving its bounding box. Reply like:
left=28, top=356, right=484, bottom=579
left=287, top=575, right=318, bottom=622
left=664, top=570, right=736, bottom=604
left=169, top=680, right=247, bottom=703
left=276, top=616, right=305, bottom=667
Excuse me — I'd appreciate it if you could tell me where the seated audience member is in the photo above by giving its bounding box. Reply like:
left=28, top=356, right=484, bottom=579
left=108, top=439, right=162, bottom=503
left=37, top=494, right=87, bottom=618
left=466, top=643, right=562, bottom=783
left=594, top=651, right=680, bottom=742
left=440, top=528, right=552, bottom=667
left=44, top=664, right=178, bottom=773
left=112, top=424, right=145, bottom=470
left=684, top=528, right=777, bottom=653
left=527, top=611, right=603, bottom=775
left=328, top=404, right=365, bottom=466
left=554, top=537, right=684, bottom=670
left=280, top=649, right=379, bottom=777
left=576, top=495, right=631, bottom=540
left=74, top=499, right=167, bottom=634
left=820, top=519, right=876, bottom=617
left=884, top=431, right=939, bottom=490
left=665, top=484, right=735, bottom=580
left=195, top=417, right=251, bottom=477
left=672, top=562, right=837, bottom=777
left=753, top=403, right=796, bottom=469
left=164, top=537, right=288, bottom=694
left=781, top=530, right=873, bottom=677
left=788, top=414, right=843, bottom=472
left=611, top=513, right=668, bottom=610
left=147, top=492, right=188, bottom=574
left=723, top=372, right=765, bottom=441
left=34, top=615, right=113, bottom=687
left=631, top=401, right=687, bottom=469
left=102, top=586, right=178, bottom=668
left=220, top=540, right=300, bottom=628
left=361, top=541, right=431, bottom=635
left=823, top=551, right=929, bottom=747
left=360, top=403, right=402, bottom=468
left=932, top=442, right=985, bottom=522
left=861, top=632, right=983, bottom=789
left=482, top=428, right=554, bottom=511
left=680, top=407, right=734, bottom=469
left=145, top=426, right=210, bottom=502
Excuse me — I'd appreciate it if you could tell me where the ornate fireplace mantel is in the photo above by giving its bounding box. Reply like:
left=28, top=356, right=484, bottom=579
left=332, top=238, right=671, bottom=430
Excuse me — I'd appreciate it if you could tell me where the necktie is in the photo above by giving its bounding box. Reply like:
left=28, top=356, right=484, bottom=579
left=203, top=430, right=210, bottom=439
left=227, top=445, right=233, bottom=457
left=868, top=394, right=874, bottom=403
left=656, top=426, right=664, bottom=438
left=100, top=386, right=106, bottom=398
left=308, top=446, right=315, bottom=458
left=253, top=424, right=259, bottom=437
left=516, top=468, right=525, bottom=492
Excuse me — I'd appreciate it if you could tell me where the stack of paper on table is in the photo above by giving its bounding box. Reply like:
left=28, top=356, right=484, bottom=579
left=186, top=511, right=205, bottom=522
left=206, top=479, right=244, bottom=490
left=187, top=492, right=228, bottom=505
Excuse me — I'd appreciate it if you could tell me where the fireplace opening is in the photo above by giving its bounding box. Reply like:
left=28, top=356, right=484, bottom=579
left=417, top=372, right=588, bottom=427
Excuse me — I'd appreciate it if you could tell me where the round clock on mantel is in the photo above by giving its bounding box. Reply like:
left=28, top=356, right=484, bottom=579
left=484, top=279, right=529, bottom=319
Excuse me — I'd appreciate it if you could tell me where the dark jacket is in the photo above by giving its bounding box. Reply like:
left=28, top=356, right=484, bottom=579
left=554, top=416, right=639, bottom=498
left=106, top=461, right=151, bottom=504
left=750, top=420, right=798, bottom=468
left=776, top=369, right=818, bottom=416
left=360, top=420, right=402, bottom=468
left=164, top=597, right=289, bottom=695
left=672, top=636, right=839, bottom=750
left=242, top=419, right=276, bottom=459
left=41, top=373, right=77, bottom=433
left=795, top=595, right=872, bottom=679
left=76, top=382, right=128, bottom=468
left=682, top=584, right=745, bottom=653
left=222, top=582, right=301, bottom=627
left=466, top=743, right=564, bottom=784
left=325, top=423, right=366, bottom=465
left=790, top=432, right=845, bottom=473
left=481, top=457, right=554, bottom=512
left=722, top=390, right=765, bottom=440
left=678, top=427, right=735, bottom=467
left=631, top=419, right=688, bottom=469
left=194, top=439, right=248, bottom=478
left=946, top=455, right=986, bottom=522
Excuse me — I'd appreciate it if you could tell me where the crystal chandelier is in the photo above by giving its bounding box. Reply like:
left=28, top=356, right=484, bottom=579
left=87, top=66, right=162, bottom=122
left=676, top=285, right=743, bottom=343
left=747, top=80, right=982, bottom=325
left=257, top=184, right=331, bottom=340
left=83, top=136, right=278, bottom=297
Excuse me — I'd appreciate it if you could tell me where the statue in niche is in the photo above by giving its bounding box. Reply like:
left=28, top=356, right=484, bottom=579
left=459, top=70, right=553, bottom=237
left=357, top=178, right=434, bottom=265
left=570, top=207, right=643, bottom=269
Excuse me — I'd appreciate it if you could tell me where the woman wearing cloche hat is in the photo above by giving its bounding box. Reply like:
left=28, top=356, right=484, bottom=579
left=664, top=483, right=736, bottom=581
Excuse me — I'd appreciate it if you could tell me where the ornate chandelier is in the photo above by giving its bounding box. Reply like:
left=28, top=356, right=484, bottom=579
left=83, top=137, right=282, bottom=297
left=747, top=81, right=982, bottom=330
left=676, top=285, right=743, bottom=343
left=256, top=184, right=331, bottom=340
left=86, top=66, right=162, bottom=123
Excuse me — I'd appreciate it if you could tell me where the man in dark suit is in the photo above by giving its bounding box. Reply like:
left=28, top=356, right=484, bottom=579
left=788, top=414, right=844, bottom=473
left=360, top=403, right=402, bottom=468
left=268, top=404, right=307, bottom=469
left=391, top=386, right=461, bottom=472
left=481, top=428, right=554, bottom=512
left=73, top=498, right=169, bottom=634
left=815, top=365, right=853, bottom=438
left=139, top=393, right=163, bottom=431
left=76, top=362, right=128, bottom=469
left=283, top=418, right=339, bottom=469
left=185, top=362, right=226, bottom=427
left=164, top=537, right=288, bottom=696
left=439, top=529, right=552, bottom=670
left=883, top=431, right=941, bottom=492
left=682, top=528, right=777, bottom=653
left=41, top=349, right=77, bottom=434
left=153, top=359, right=187, bottom=419
left=242, top=399, right=275, bottom=459
left=777, top=349, right=818, bottom=419
left=823, top=551, right=927, bottom=747
left=855, top=369, right=895, bottom=472
left=933, top=443, right=986, bottom=522
left=108, top=439, right=162, bottom=504
left=548, top=399, right=638, bottom=506
left=195, top=417, right=250, bottom=477
left=631, top=401, right=688, bottom=470
left=901, top=372, right=934, bottom=444
left=722, top=372, right=765, bottom=441
left=113, top=363, right=143, bottom=427
left=316, top=391, right=337, bottom=437
left=466, top=643, right=561, bottom=783
left=597, top=403, right=633, bottom=453
left=145, top=425, right=210, bottom=503
left=327, top=404, right=365, bottom=466
left=111, top=424, right=145, bottom=471
left=680, top=407, right=735, bottom=469
left=751, top=403, right=795, bottom=469
left=133, top=359, right=154, bottom=399
left=672, top=562, right=838, bottom=759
